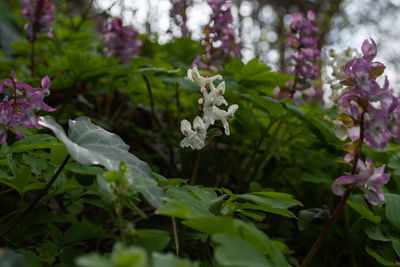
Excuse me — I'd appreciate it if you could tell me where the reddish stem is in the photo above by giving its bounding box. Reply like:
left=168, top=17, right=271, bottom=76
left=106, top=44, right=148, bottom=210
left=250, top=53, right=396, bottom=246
left=301, top=111, right=365, bottom=267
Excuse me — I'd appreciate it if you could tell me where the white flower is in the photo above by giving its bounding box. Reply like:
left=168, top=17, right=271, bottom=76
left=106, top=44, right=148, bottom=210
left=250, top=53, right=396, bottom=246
left=180, top=67, right=239, bottom=149
left=211, top=104, right=238, bottom=135
left=180, top=117, right=207, bottom=150
left=187, top=67, right=222, bottom=88
left=322, top=47, right=360, bottom=106
left=333, top=120, right=348, bottom=141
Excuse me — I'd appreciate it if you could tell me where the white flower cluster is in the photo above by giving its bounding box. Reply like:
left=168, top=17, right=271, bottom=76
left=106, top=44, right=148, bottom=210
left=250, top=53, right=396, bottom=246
left=321, top=48, right=361, bottom=141
left=322, top=48, right=360, bottom=105
left=180, top=67, right=238, bottom=150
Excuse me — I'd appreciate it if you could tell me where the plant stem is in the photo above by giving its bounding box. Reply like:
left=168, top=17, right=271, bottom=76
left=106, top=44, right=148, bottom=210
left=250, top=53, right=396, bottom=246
left=250, top=115, right=286, bottom=179
left=0, top=155, right=70, bottom=240
left=116, top=201, right=126, bottom=245
left=142, top=74, right=161, bottom=130
left=300, top=186, right=353, bottom=267
left=301, top=111, right=366, bottom=267
left=30, top=40, right=35, bottom=77
left=190, top=150, right=201, bottom=185
left=290, top=66, right=299, bottom=99
left=171, top=217, right=179, bottom=256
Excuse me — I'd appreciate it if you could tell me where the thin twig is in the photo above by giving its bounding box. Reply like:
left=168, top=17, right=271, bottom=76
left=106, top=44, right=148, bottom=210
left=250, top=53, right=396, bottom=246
left=0, top=155, right=70, bottom=240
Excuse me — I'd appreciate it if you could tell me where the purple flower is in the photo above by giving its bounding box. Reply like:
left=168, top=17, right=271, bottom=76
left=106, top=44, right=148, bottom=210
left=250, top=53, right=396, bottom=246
left=0, top=102, right=19, bottom=144
left=277, top=10, right=320, bottom=101
left=364, top=107, right=391, bottom=150
left=193, top=0, right=241, bottom=71
left=103, top=18, right=143, bottom=63
left=21, top=0, right=55, bottom=41
left=0, top=75, right=55, bottom=144
left=332, top=157, right=390, bottom=205
left=336, top=38, right=398, bottom=151
left=170, top=0, right=188, bottom=36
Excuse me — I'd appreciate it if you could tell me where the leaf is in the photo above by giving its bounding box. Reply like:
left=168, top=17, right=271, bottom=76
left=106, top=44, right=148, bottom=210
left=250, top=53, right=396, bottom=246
left=8, top=134, right=61, bottom=154
left=111, top=244, right=148, bottom=267
left=337, top=113, right=354, bottom=127
left=134, top=229, right=171, bottom=252
left=212, top=233, right=274, bottom=267
left=392, top=240, right=400, bottom=258
left=297, top=208, right=326, bottom=231
left=182, top=217, right=287, bottom=265
left=75, top=253, right=111, bottom=267
left=365, top=225, right=392, bottom=241
left=151, top=252, right=199, bottom=267
left=37, top=241, right=58, bottom=264
left=347, top=195, right=381, bottom=223
left=369, top=65, right=385, bottom=79
left=340, top=78, right=357, bottom=86
left=385, top=193, right=400, bottom=230
left=365, top=246, right=400, bottom=266
left=341, top=140, right=362, bottom=153
left=38, top=116, right=163, bottom=208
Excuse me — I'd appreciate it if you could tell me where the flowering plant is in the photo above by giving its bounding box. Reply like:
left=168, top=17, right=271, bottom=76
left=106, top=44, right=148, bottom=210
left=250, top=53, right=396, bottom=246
left=0, top=72, right=55, bottom=144
left=193, top=0, right=241, bottom=71
left=21, top=0, right=55, bottom=41
left=180, top=67, right=238, bottom=150
left=103, top=18, right=143, bottom=62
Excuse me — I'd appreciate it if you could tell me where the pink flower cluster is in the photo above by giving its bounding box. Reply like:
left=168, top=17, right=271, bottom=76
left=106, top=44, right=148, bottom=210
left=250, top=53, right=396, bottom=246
left=332, top=38, right=397, bottom=205
left=103, top=18, right=143, bottom=63
left=0, top=74, right=55, bottom=144
left=193, top=0, right=241, bottom=71
left=21, top=0, right=55, bottom=41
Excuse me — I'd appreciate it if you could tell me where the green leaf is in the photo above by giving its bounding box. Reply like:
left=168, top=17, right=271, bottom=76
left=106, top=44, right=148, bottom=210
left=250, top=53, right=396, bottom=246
left=8, top=134, right=61, bottom=154
left=365, top=246, right=400, bottom=266
left=151, top=252, right=199, bottom=267
left=38, top=116, right=163, bottom=208
left=0, top=166, right=31, bottom=196
left=156, top=186, right=214, bottom=219
left=75, top=253, right=111, bottom=267
left=111, top=243, right=148, bottom=267
left=347, top=195, right=381, bottom=223
left=182, top=217, right=287, bottom=265
left=212, top=233, right=273, bottom=267
left=365, top=225, right=392, bottom=241
left=37, top=241, right=58, bottom=264
left=385, top=193, right=400, bottom=230
left=233, top=191, right=302, bottom=218
left=392, top=240, right=400, bottom=258
left=134, top=229, right=171, bottom=252
left=297, top=208, right=325, bottom=231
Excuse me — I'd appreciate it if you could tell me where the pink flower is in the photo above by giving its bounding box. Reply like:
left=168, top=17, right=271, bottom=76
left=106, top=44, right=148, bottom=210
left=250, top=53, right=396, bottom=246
left=332, top=157, right=389, bottom=205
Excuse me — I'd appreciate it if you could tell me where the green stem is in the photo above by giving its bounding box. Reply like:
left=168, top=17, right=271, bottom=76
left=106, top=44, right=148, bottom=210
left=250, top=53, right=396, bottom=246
left=171, top=217, right=179, bottom=256
left=142, top=74, right=161, bottom=129
left=250, top=116, right=286, bottom=179
left=116, top=201, right=126, bottom=245
left=190, top=150, right=201, bottom=185
left=0, top=155, right=70, bottom=240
